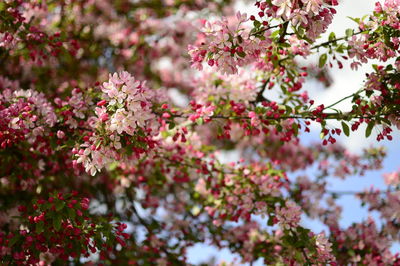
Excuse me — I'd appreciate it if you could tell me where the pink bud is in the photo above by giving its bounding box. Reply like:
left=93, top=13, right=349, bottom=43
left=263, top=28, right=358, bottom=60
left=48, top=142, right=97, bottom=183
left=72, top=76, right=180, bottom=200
left=97, top=100, right=107, bottom=106
left=56, top=130, right=65, bottom=139
left=100, top=113, right=109, bottom=122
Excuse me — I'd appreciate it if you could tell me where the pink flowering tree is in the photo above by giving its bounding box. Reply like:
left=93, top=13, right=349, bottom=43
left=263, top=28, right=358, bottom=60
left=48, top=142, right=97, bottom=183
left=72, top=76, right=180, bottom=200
left=1, top=0, right=400, bottom=264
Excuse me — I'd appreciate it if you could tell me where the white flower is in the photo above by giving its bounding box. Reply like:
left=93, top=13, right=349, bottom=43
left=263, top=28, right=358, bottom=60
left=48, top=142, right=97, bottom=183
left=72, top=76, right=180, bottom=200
left=272, top=0, right=293, bottom=19
left=109, top=108, right=127, bottom=134
left=301, top=0, right=323, bottom=15
left=290, top=10, right=308, bottom=26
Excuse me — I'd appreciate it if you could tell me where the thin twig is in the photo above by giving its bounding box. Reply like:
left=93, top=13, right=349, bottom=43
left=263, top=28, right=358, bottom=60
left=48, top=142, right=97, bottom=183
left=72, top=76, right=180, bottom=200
left=251, top=23, right=284, bottom=36
left=325, top=89, right=363, bottom=110
left=164, top=112, right=388, bottom=121
left=328, top=188, right=399, bottom=196
left=311, top=30, right=365, bottom=50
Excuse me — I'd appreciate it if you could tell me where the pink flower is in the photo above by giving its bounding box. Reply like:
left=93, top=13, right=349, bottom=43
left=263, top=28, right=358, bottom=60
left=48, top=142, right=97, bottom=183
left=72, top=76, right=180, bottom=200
left=275, top=200, right=302, bottom=229
left=188, top=14, right=271, bottom=74
left=290, top=10, right=308, bottom=26
left=56, top=130, right=65, bottom=139
left=75, top=71, right=159, bottom=176
left=315, top=232, right=335, bottom=263
left=383, top=171, right=400, bottom=186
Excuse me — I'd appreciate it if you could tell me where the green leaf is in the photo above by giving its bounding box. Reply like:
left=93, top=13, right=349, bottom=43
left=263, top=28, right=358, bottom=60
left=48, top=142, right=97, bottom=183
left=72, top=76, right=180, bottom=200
left=280, top=85, right=287, bottom=94
left=365, top=121, right=374, bottom=138
left=196, top=118, right=204, bottom=125
left=319, top=54, right=328, bottom=68
left=345, top=28, right=354, bottom=38
left=237, top=35, right=243, bottom=44
left=55, top=201, right=65, bottom=211
left=42, top=202, right=51, bottom=210
left=53, top=215, right=62, bottom=231
left=9, top=236, right=19, bottom=247
left=347, top=16, right=360, bottom=24
left=267, top=216, right=274, bottom=226
left=336, top=43, right=345, bottom=53
left=271, top=30, right=280, bottom=39
left=366, top=90, right=373, bottom=97
left=217, top=126, right=223, bottom=136
left=292, top=123, right=299, bottom=136
left=36, top=221, right=44, bottom=234
left=108, top=161, right=118, bottom=171
left=237, top=51, right=246, bottom=58
left=161, top=131, right=169, bottom=138
left=328, top=32, right=336, bottom=42
left=294, top=251, right=304, bottom=261
left=341, top=122, right=350, bottom=137
left=50, top=138, right=57, bottom=150
left=67, top=208, right=76, bottom=219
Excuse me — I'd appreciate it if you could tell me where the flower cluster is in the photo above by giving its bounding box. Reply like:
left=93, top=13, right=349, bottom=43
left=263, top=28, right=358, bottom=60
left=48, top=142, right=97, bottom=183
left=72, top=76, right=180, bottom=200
left=197, top=163, right=288, bottom=226
left=312, top=232, right=336, bottom=264
left=347, top=0, right=400, bottom=69
left=56, top=87, right=94, bottom=129
left=259, top=0, right=338, bottom=40
left=0, top=2, right=77, bottom=66
left=222, top=222, right=268, bottom=262
left=100, top=72, right=156, bottom=134
left=0, top=192, right=127, bottom=264
left=187, top=101, right=217, bottom=124
left=383, top=170, right=400, bottom=186
left=188, top=12, right=271, bottom=74
left=332, top=218, right=398, bottom=264
left=275, top=200, right=302, bottom=229
left=0, top=83, right=57, bottom=149
left=74, top=71, right=159, bottom=176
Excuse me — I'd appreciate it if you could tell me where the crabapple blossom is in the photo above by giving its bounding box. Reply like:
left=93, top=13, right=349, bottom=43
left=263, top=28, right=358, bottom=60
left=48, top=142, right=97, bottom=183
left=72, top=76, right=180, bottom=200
left=275, top=200, right=302, bottom=229
left=74, top=71, right=159, bottom=176
left=272, top=0, right=293, bottom=19
left=314, top=232, right=335, bottom=263
left=383, top=171, right=400, bottom=186
left=188, top=12, right=271, bottom=74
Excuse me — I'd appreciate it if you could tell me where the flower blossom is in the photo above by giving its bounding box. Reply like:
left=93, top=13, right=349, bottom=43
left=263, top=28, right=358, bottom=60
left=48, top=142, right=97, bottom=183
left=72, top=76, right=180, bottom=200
left=302, top=0, right=323, bottom=16
left=188, top=12, right=271, bottom=74
left=272, top=0, right=293, bottom=19
left=1, top=86, right=57, bottom=147
left=275, top=200, right=302, bottom=229
left=314, top=232, right=335, bottom=263
left=383, top=171, right=400, bottom=186
left=74, top=71, right=158, bottom=176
